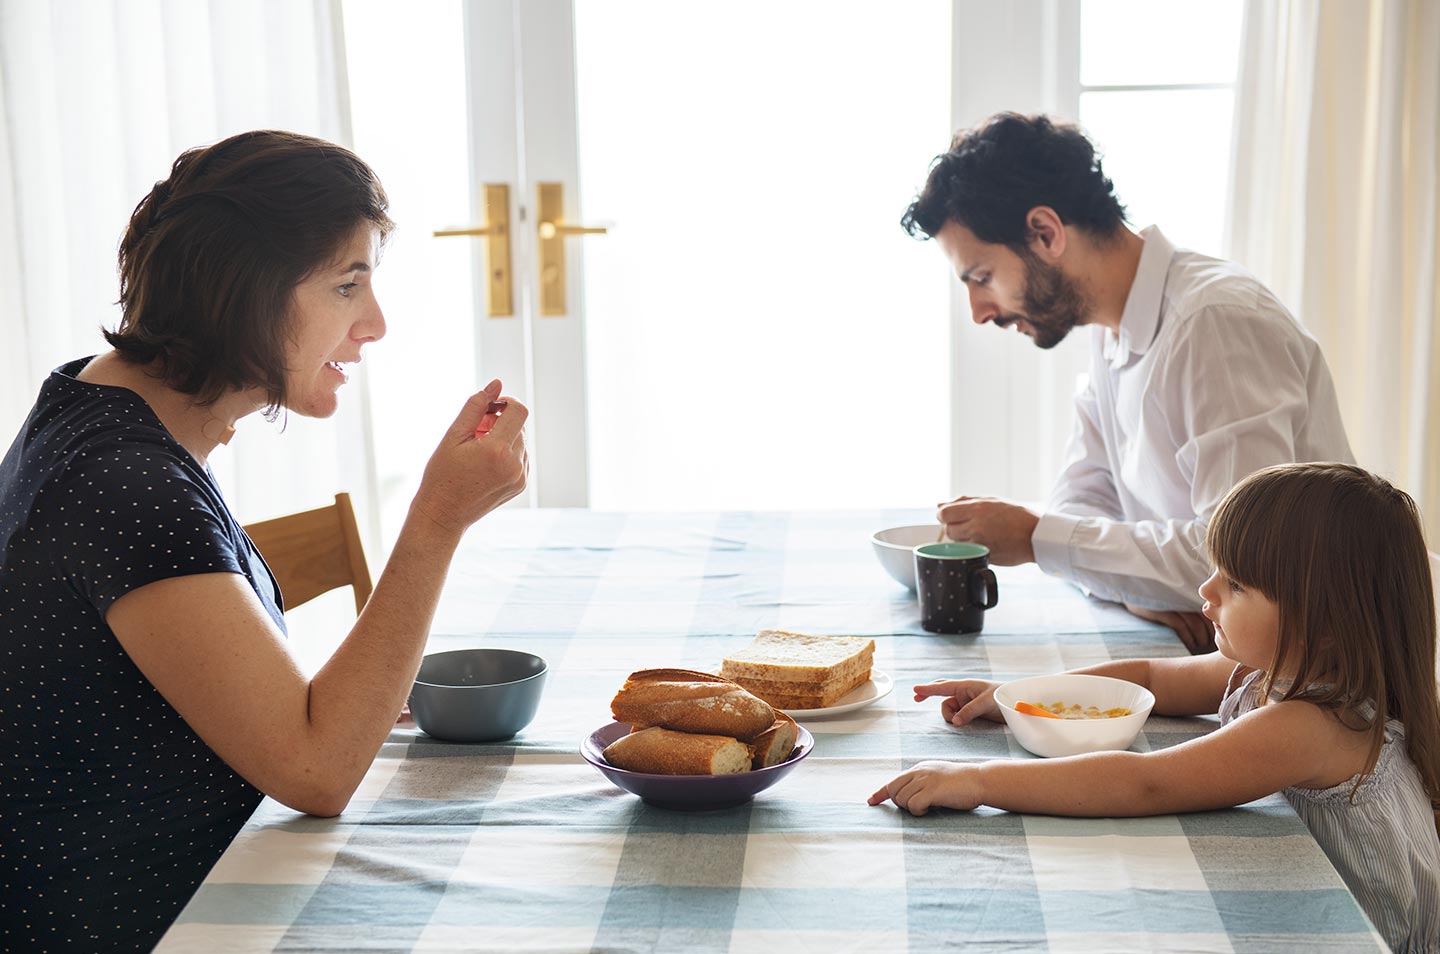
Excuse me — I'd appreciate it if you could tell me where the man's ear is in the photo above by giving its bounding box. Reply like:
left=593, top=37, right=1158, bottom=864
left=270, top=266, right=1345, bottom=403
left=1025, top=206, right=1066, bottom=262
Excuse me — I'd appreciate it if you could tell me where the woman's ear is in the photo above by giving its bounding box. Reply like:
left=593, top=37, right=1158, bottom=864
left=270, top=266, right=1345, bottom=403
left=1025, top=206, right=1066, bottom=262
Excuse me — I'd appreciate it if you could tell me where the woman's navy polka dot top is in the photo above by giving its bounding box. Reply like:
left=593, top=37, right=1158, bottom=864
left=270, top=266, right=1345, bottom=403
left=1, top=358, right=286, bottom=952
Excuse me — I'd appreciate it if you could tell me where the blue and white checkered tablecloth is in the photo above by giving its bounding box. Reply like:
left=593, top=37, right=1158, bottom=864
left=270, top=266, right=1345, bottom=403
left=157, top=510, right=1387, bottom=953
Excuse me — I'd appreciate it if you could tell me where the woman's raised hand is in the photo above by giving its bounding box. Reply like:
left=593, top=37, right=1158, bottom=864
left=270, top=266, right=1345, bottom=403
left=413, top=379, right=529, bottom=534
left=914, top=678, right=1003, bottom=726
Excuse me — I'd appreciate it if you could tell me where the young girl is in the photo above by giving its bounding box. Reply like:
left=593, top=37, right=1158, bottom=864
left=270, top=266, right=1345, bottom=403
left=870, top=463, right=1440, bottom=952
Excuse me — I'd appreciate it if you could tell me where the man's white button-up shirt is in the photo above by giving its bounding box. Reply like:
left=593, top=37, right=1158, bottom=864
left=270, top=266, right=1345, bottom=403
left=1030, top=226, right=1354, bottom=610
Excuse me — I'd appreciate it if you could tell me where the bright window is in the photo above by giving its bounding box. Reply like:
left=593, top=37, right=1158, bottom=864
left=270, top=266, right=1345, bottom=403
left=1076, top=0, right=1246, bottom=255
left=342, top=0, right=476, bottom=546
left=338, top=1, right=1250, bottom=529
left=574, top=2, right=953, bottom=511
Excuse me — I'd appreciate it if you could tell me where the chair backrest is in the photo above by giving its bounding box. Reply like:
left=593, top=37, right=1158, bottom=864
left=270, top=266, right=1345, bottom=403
left=242, top=493, right=373, bottom=614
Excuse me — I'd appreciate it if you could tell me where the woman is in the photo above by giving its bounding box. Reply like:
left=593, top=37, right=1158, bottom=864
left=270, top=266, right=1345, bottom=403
left=0, top=130, right=529, bottom=952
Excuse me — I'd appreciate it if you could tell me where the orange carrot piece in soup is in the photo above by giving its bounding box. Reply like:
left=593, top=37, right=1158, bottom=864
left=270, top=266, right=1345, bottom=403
left=1015, top=701, right=1062, bottom=719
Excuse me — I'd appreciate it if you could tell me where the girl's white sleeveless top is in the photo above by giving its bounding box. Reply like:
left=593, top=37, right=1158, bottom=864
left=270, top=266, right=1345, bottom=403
left=1220, top=667, right=1440, bottom=953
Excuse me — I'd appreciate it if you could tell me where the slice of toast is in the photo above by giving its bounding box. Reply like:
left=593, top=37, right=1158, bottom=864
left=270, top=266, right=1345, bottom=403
left=719, top=631, right=874, bottom=709
left=718, top=672, right=868, bottom=709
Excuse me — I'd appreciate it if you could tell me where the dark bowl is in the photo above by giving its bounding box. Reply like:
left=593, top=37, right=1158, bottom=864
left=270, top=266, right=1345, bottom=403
left=408, top=648, right=548, bottom=742
left=580, top=721, right=814, bottom=810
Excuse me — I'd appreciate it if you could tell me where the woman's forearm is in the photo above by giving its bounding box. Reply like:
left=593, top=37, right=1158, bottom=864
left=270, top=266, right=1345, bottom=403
left=301, top=505, right=465, bottom=811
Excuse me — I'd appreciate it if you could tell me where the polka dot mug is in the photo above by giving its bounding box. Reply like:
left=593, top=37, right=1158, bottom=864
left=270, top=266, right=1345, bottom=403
left=913, top=542, right=1000, bottom=634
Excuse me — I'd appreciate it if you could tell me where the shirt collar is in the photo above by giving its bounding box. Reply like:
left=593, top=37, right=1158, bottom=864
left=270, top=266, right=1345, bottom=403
left=1104, top=225, right=1175, bottom=369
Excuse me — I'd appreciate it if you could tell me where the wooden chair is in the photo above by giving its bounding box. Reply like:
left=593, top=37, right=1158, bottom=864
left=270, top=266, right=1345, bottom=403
left=243, top=493, right=373, bottom=614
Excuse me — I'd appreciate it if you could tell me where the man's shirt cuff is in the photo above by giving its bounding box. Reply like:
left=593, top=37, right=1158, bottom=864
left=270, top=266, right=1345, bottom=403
left=1032, top=511, right=1081, bottom=578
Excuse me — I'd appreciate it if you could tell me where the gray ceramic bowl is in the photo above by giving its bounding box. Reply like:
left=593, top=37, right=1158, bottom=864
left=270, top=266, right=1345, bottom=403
left=408, top=648, right=548, bottom=742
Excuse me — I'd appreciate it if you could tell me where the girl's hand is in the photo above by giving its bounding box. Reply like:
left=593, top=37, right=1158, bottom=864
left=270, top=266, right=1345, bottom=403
left=412, top=380, right=530, bottom=534
left=913, top=678, right=1003, bottom=725
left=867, top=760, right=983, bottom=815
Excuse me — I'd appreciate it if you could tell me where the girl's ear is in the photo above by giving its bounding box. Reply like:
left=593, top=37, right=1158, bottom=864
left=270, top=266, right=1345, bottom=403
left=1025, top=206, right=1066, bottom=261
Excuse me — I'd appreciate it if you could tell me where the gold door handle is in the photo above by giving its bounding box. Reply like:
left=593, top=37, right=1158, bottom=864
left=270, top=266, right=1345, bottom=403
left=433, top=225, right=504, bottom=238
left=433, top=183, right=513, bottom=317
left=537, top=182, right=608, bottom=316
left=537, top=221, right=608, bottom=239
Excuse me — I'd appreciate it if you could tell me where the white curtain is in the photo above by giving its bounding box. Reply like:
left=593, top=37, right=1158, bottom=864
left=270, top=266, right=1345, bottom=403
left=1227, top=0, right=1440, bottom=544
left=0, top=0, right=381, bottom=549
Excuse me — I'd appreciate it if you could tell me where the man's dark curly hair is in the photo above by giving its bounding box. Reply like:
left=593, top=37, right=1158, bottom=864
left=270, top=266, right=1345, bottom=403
left=901, top=112, right=1127, bottom=250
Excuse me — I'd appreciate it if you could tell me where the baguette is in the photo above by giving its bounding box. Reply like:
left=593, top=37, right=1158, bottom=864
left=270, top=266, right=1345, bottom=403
left=610, top=668, right=776, bottom=741
left=602, top=726, right=753, bottom=776
left=749, top=712, right=798, bottom=769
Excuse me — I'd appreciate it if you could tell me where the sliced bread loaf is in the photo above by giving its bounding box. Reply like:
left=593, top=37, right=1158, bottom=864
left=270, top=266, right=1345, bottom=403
left=720, top=631, right=875, bottom=709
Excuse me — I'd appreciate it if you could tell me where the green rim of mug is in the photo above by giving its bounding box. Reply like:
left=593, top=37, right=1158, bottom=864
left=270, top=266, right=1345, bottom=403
left=914, top=542, right=990, bottom=559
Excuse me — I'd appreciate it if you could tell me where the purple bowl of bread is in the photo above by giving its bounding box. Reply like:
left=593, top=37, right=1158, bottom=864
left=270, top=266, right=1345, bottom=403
left=582, top=721, right=814, bottom=810
left=583, top=668, right=813, bottom=809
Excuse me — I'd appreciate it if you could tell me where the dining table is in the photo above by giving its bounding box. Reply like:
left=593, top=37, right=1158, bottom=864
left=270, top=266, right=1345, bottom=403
left=155, top=509, right=1387, bottom=953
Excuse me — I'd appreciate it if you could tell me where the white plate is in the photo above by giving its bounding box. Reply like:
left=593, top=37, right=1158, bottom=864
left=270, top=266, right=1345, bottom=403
left=784, top=671, right=894, bottom=719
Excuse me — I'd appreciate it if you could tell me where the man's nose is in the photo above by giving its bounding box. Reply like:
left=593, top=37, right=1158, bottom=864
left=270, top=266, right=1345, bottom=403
left=967, top=287, right=996, bottom=325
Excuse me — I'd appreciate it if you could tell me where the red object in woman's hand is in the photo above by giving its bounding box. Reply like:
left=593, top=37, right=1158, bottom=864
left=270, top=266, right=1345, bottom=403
left=475, top=401, right=508, bottom=437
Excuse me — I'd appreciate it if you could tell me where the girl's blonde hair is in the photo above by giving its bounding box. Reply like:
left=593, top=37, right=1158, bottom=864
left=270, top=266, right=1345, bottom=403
left=1206, top=462, right=1440, bottom=819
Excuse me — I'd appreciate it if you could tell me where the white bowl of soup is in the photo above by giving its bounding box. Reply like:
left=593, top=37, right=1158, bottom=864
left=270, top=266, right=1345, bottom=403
left=870, top=524, right=939, bottom=591
left=994, top=673, right=1155, bottom=759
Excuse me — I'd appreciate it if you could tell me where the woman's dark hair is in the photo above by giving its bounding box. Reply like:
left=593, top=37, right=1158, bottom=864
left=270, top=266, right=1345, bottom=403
left=107, top=129, right=395, bottom=414
left=900, top=112, right=1127, bottom=250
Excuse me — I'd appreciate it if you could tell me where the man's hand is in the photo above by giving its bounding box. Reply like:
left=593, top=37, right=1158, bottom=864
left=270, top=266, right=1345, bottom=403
left=1124, top=603, right=1215, bottom=654
left=936, top=496, right=1039, bottom=565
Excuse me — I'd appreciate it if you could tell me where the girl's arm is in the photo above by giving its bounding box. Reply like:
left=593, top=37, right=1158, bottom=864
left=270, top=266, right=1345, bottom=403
left=1071, top=651, right=1236, bottom=716
left=870, top=696, right=1360, bottom=817
left=916, top=652, right=1236, bottom=725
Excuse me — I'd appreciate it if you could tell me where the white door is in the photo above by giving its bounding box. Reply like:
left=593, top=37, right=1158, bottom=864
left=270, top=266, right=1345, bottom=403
left=346, top=0, right=1244, bottom=529
left=452, top=0, right=954, bottom=509
left=448, top=1, right=591, bottom=507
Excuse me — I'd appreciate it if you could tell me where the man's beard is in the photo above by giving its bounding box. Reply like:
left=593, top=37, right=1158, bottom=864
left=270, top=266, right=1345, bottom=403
left=994, top=250, right=1090, bottom=350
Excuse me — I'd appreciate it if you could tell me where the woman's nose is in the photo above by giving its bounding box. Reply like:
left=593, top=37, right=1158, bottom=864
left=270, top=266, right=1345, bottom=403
left=355, top=301, right=386, bottom=343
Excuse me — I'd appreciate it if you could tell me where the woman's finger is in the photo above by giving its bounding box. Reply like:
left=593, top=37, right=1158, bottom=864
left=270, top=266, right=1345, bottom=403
left=447, top=382, right=503, bottom=440
left=485, top=395, right=530, bottom=443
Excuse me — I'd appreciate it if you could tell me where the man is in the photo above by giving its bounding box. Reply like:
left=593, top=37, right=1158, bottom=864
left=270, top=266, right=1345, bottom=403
left=905, top=112, right=1354, bottom=652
